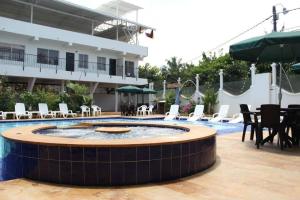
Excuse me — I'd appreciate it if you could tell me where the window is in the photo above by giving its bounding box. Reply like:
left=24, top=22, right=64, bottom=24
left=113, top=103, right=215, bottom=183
left=79, top=54, right=88, bottom=69
left=37, top=48, right=59, bottom=65
left=97, top=57, right=106, bottom=71
left=125, top=61, right=135, bottom=77
left=0, top=43, right=24, bottom=61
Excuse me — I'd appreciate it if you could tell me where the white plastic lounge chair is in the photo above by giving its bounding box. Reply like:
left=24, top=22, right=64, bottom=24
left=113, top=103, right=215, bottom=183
left=15, top=103, right=32, bottom=120
left=91, top=105, right=101, bottom=116
left=137, top=105, right=148, bottom=116
left=0, top=111, right=4, bottom=119
left=228, top=105, right=251, bottom=123
left=80, top=105, right=90, bottom=117
left=38, top=103, right=54, bottom=119
left=59, top=103, right=76, bottom=118
left=187, top=105, right=204, bottom=121
left=147, top=105, right=154, bottom=115
left=210, top=105, right=230, bottom=122
left=164, top=104, right=180, bottom=120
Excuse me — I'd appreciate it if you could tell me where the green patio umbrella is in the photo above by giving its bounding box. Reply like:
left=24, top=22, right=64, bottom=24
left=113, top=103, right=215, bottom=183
left=142, top=87, right=157, bottom=94
left=230, top=31, right=300, bottom=62
left=140, top=87, right=157, bottom=104
left=292, top=63, right=300, bottom=71
left=229, top=31, right=300, bottom=104
left=116, top=85, right=143, bottom=93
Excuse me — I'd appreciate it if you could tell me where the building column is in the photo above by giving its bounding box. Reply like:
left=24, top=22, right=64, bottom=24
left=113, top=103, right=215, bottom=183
left=115, top=85, right=119, bottom=112
left=250, top=64, right=256, bottom=88
left=271, top=63, right=277, bottom=87
left=162, top=80, right=166, bottom=100
left=27, top=78, right=36, bottom=92
left=149, top=82, right=154, bottom=105
left=90, top=82, right=99, bottom=104
left=60, top=80, right=65, bottom=94
left=219, top=69, right=223, bottom=91
left=122, top=53, right=126, bottom=78
left=271, top=63, right=278, bottom=104
left=196, top=74, right=199, bottom=92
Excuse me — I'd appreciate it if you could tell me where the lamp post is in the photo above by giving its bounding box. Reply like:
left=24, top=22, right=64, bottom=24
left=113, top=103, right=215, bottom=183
left=272, top=4, right=288, bottom=32
left=271, top=3, right=288, bottom=105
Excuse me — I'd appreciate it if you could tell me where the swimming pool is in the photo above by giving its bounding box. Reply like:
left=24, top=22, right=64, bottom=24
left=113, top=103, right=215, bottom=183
left=0, top=118, right=243, bottom=181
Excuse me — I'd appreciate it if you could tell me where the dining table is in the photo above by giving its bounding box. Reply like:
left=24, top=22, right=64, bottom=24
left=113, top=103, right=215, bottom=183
left=255, top=107, right=300, bottom=147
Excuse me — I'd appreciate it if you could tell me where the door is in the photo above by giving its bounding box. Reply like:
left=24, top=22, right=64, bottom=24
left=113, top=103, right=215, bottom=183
left=66, top=52, right=75, bottom=72
left=109, top=59, right=116, bottom=76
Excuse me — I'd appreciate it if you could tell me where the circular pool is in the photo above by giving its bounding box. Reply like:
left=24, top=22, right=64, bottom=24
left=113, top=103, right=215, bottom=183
left=2, top=122, right=216, bottom=186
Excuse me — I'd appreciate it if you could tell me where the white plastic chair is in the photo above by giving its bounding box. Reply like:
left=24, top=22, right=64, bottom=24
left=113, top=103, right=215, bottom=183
left=164, top=104, right=180, bottom=120
left=15, top=103, right=32, bottom=120
left=147, top=105, right=154, bottom=115
left=228, top=105, right=251, bottom=123
left=187, top=105, right=204, bottom=122
left=59, top=103, right=76, bottom=118
left=91, top=105, right=102, bottom=116
left=210, top=105, right=230, bottom=122
left=80, top=105, right=90, bottom=117
left=137, top=105, right=148, bottom=116
left=38, top=103, right=54, bottom=119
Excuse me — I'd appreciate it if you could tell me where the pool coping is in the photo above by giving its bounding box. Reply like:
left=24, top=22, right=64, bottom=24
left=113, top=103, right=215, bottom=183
left=1, top=122, right=216, bottom=147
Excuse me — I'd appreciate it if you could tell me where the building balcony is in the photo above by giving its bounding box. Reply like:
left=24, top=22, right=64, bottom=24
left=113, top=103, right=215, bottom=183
left=0, top=53, right=147, bottom=85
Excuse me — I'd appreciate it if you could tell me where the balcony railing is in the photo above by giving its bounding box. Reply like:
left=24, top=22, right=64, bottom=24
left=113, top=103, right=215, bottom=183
left=0, top=52, right=137, bottom=78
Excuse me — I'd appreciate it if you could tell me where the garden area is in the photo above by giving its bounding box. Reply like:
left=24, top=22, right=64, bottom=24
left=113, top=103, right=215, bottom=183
left=0, top=77, right=91, bottom=115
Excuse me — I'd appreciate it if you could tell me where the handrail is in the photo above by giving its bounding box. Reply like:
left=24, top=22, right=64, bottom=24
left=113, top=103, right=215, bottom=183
left=0, top=51, right=137, bottom=78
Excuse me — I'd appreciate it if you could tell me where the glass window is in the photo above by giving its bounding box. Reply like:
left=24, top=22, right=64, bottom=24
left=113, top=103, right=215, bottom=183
left=48, top=50, right=59, bottom=65
left=0, top=43, right=24, bottom=61
left=97, top=57, right=106, bottom=71
left=11, top=48, right=24, bottom=62
left=0, top=46, right=11, bottom=60
left=125, top=61, right=135, bottom=77
left=79, top=54, right=88, bottom=69
left=37, top=48, right=48, bottom=64
left=37, top=48, right=59, bottom=65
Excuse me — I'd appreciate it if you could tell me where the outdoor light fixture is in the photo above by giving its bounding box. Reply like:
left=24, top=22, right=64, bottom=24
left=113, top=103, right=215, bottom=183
left=272, top=3, right=288, bottom=32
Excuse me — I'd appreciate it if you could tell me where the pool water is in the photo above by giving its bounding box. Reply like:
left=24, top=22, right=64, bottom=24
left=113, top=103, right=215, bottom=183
left=0, top=118, right=243, bottom=181
left=37, top=126, right=186, bottom=140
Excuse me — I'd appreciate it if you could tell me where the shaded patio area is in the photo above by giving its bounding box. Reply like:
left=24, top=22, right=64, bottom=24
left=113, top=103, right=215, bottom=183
left=0, top=132, right=299, bottom=200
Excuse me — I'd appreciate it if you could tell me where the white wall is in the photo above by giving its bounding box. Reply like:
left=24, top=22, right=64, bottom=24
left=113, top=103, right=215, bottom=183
left=0, top=32, right=147, bottom=85
left=218, top=72, right=300, bottom=117
left=93, top=93, right=119, bottom=112
left=218, top=73, right=271, bottom=116
left=281, top=89, right=300, bottom=108
left=0, top=16, right=148, bottom=57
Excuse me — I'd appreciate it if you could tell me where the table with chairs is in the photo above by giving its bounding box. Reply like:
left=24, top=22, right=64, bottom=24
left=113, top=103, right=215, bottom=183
left=240, top=104, right=300, bottom=150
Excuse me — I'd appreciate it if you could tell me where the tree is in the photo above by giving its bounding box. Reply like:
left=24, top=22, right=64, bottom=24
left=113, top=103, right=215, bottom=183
left=138, top=63, right=163, bottom=89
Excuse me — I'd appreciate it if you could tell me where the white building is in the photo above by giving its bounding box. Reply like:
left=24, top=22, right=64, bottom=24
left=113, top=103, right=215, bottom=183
left=0, top=0, right=154, bottom=111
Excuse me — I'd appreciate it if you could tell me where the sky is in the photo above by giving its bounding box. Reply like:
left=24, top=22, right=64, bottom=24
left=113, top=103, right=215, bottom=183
left=67, top=0, right=300, bottom=67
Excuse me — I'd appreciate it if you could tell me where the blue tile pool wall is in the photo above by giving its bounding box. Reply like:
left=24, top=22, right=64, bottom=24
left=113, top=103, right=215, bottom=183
left=2, top=136, right=216, bottom=186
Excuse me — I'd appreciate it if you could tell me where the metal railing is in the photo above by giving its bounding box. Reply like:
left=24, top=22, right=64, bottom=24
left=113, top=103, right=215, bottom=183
left=223, top=79, right=251, bottom=95
left=0, top=52, right=137, bottom=78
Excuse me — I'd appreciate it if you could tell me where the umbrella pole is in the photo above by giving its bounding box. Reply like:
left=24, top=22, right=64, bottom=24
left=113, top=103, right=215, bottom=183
left=278, top=63, right=283, bottom=105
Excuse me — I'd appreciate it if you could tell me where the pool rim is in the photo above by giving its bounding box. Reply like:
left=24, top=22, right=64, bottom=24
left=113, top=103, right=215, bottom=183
left=1, top=122, right=216, bottom=147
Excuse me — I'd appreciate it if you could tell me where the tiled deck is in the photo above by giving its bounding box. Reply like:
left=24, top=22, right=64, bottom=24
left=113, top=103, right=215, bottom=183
left=0, top=132, right=299, bottom=200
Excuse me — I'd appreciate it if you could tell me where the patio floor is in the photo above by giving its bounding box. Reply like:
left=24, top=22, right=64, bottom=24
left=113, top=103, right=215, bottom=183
left=0, top=132, right=299, bottom=200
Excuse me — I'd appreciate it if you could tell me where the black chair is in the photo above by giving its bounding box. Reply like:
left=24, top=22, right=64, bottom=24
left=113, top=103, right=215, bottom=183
left=256, top=104, right=286, bottom=150
left=286, top=104, right=300, bottom=145
left=240, top=104, right=256, bottom=142
left=294, top=110, right=300, bottom=145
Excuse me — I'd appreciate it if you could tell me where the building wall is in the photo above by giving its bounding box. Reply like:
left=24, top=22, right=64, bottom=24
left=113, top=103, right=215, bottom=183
left=0, top=31, right=139, bottom=75
left=218, top=72, right=300, bottom=117
left=0, top=16, right=148, bottom=57
left=0, top=31, right=147, bottom=85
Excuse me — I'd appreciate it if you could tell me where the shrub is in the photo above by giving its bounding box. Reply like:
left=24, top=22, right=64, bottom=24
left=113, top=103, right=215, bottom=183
left=202, top=88, right=218, bottom=115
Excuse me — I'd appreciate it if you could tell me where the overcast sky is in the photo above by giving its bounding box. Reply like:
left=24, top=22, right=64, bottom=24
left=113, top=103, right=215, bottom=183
left=67, top=0, right=300, bottom=67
